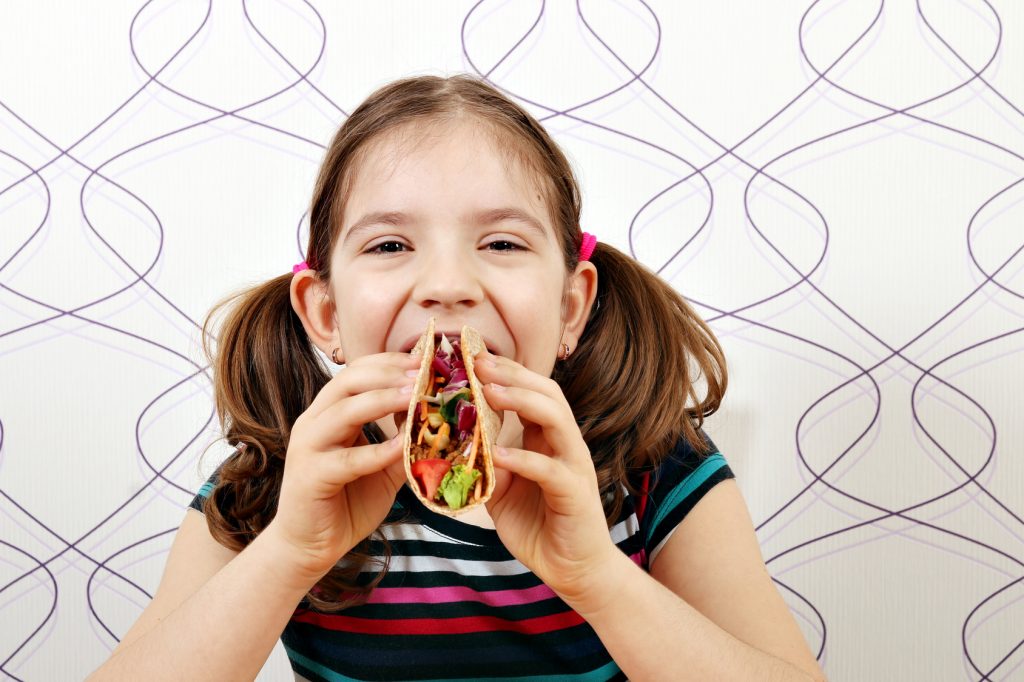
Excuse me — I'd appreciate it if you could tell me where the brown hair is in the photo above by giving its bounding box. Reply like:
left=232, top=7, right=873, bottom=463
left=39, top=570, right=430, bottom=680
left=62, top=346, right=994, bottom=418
left=200, top=74, right=727, bottom=611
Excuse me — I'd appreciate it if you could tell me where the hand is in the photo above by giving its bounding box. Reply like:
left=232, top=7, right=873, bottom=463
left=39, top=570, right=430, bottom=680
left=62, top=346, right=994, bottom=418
left=473, top=350, right=620, bottom=607
left=264, top=351, right=420, bottom=587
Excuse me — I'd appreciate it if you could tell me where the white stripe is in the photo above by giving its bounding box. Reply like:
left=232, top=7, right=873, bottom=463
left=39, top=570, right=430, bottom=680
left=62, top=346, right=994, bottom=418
left=385, top=551, right=531, bottom=576
left=609, top=512, right=639, bottom=545
left=381, top=514, right=641, bottom=544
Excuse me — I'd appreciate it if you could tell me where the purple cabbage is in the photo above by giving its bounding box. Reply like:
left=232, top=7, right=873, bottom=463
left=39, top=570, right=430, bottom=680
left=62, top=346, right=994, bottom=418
left=432, top=351, right=452, bottom=380
left=441, top=381, right=468, bottom=397
left=456, top=399, right=476, bottom=439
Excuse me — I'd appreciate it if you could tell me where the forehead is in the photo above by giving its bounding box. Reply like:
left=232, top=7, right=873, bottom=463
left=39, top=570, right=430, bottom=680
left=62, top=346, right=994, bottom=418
left=339, top=120, right=555, bottom=234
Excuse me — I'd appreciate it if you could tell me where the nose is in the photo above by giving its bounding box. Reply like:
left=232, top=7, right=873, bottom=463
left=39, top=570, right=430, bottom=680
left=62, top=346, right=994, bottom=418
left=411, top=243, right=485, bottom=309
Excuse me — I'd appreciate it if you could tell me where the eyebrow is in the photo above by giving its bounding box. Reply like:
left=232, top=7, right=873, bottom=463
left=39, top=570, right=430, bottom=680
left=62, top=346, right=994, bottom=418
left=342, top=207, right=548, bottom=246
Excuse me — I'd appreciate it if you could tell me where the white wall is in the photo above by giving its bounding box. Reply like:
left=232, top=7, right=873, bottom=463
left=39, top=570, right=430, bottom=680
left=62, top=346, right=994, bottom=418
left=1, top=1, right=1021, bottom=680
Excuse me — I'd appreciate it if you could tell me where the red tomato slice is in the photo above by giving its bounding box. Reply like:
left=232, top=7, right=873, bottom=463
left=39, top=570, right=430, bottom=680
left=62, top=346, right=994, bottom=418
left=411, top=458, right=451, bottom=500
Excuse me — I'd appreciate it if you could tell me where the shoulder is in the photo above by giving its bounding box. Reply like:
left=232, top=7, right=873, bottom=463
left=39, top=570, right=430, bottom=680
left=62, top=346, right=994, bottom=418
left=642, top=442, right=826, bottom=679
left=636, top=429, right=735, bottom=562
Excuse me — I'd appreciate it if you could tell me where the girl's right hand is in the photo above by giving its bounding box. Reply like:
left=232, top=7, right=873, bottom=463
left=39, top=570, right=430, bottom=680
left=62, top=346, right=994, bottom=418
left=263, top=351, right=420, bottom=587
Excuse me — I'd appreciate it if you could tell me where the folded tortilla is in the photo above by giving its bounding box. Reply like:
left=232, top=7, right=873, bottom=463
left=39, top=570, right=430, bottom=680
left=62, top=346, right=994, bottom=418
left=403, top=317, right=499, bottom=516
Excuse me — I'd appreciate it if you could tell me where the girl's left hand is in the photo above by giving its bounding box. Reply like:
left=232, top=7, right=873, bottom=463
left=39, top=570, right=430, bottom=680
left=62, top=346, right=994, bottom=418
left=473, top=350, right=621, bottom=607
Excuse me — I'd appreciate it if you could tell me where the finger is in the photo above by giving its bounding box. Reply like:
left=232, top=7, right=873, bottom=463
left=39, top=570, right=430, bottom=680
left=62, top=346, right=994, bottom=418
left=471, top=350, right=562, bottom=401
left=381, top=456, right=409, bottom=490
left=480, top=383, right=579, bottom=457
left=319, top=434, right=404, bottom=488
left=309, top=385, right=417, bottom=447
left=307, top=352, right=421, bottom=419
left=308, top=351, right=421, bottom=417
left=491, top=446, right=578, bottom=511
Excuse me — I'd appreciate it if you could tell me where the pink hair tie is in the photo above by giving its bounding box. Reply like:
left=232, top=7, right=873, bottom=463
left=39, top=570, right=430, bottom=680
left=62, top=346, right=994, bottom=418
left=292, top=260, right=310, bottom=274
left=579, top=232, right=597, bottom=262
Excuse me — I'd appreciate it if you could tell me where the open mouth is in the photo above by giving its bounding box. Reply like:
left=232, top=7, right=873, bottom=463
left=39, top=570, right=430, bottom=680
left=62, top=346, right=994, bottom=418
left=401, top=331, right=496, bottom=356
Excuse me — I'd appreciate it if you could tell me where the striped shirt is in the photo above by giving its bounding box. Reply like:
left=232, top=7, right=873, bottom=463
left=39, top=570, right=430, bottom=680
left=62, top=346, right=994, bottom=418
left=189, top=430, right=734, bottom=682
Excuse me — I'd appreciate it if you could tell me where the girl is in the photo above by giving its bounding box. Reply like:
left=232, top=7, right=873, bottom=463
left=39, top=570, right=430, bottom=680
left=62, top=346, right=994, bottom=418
left=90, top=75, right=824, bottom=681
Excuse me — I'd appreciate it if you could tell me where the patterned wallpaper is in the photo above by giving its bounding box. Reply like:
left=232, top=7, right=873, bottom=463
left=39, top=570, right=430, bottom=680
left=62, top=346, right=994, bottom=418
left=0, top=1, right=1021, bottom=680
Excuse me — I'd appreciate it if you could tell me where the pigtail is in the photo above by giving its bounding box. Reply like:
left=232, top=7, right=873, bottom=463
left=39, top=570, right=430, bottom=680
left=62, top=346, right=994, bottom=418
left=198, top=274, right=394, bottom=611
left=553, top=240, right=728, bottom=526
left=199, top=273, right=329, bottom=550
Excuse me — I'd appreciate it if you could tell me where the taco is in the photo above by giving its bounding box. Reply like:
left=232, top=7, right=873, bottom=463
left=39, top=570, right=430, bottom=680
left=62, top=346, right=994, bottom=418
left=403, top=318, right=500, bottom=515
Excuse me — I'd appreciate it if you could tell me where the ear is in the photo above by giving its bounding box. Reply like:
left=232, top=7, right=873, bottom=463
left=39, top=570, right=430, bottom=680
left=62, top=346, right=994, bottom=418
left=562, top=261, right=598, bottom=349
left=290, top=270, right=343, bottom=363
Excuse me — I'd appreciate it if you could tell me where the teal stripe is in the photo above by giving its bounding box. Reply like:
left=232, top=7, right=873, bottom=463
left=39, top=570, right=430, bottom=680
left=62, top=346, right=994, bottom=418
left=197, top=481, right=214, bottom=498
left=646, top=452, right=726, bottom=545
left=284, top=645, right=621, bottom=682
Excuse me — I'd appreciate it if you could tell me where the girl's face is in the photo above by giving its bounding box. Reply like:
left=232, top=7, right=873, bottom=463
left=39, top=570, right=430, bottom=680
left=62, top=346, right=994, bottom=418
left=325, top=120, right=594, bottom=379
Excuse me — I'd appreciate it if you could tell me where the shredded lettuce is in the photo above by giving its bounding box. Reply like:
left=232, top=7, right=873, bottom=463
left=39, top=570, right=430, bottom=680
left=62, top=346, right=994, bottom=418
left=435, top=464, right=481, bottom=509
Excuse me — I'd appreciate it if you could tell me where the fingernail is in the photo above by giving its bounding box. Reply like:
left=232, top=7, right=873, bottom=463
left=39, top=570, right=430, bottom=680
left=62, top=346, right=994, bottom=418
left=489, top=383, right=505, bottom=392
left=405, top=369, right=419, bottom=377
left=496, top=446, right=509, bottom=457
left=483, top=358, right=496, bottom=368
left=400, top=383, right=414, bottom=393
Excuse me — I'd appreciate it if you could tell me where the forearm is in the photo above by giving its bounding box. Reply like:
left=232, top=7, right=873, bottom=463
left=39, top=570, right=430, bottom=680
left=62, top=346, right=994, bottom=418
left=88, top=530, right=313, bottom=682
left=567, top=552, right=819, bottom=682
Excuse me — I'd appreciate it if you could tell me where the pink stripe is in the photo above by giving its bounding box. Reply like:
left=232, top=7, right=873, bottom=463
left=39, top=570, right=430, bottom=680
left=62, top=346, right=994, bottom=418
left=368, top=552, right=646, bottom=606
left=368, top=582, right=557, bottom=607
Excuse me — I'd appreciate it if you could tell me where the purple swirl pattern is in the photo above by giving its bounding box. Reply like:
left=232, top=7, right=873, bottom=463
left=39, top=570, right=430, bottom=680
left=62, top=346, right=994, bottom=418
left=0, top=2, right=1021, bottom=680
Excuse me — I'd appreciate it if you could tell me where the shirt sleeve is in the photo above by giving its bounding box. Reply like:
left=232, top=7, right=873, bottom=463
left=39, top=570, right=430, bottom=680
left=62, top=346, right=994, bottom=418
left=188, top=468, right=220, bottom=513
left=639, top=430, right=735, bottom=564
left=188, top=444, right=241, bottom=513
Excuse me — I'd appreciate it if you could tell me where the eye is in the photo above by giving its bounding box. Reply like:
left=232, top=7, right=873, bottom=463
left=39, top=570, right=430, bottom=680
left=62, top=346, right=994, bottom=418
left=365, top=240, right=408, bottom=255
left=484, top=240, right=525, bottom=253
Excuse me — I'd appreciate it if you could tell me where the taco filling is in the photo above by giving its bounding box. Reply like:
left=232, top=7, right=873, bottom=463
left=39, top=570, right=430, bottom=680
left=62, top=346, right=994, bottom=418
left=408, top=333, right=486, bottom=510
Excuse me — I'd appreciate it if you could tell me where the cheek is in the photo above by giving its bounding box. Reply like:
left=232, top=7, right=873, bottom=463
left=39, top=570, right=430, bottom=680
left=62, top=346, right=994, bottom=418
left=332, top=282, right=400, bottom=351
left=337, top=274, right=400, bottom=312
left=505, top=284, right=564, bottom=373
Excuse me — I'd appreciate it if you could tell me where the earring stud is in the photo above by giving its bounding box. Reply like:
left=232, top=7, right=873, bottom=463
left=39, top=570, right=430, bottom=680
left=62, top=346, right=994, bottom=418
left=559, top=342, right=571, bottom=361
left=331, top=347, right=342, bottom=364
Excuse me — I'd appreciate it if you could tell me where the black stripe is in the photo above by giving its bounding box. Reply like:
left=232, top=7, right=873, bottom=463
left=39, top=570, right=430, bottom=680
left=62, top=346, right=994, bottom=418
left=615, top=531, right=643, bottom=557
left=341, top=595, right=568, bottom=621
left=374, top=569, right=544, bottom=591
left=284, top=619, right=599, bottom=652
left=292, top=648, right=616, bottom=681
